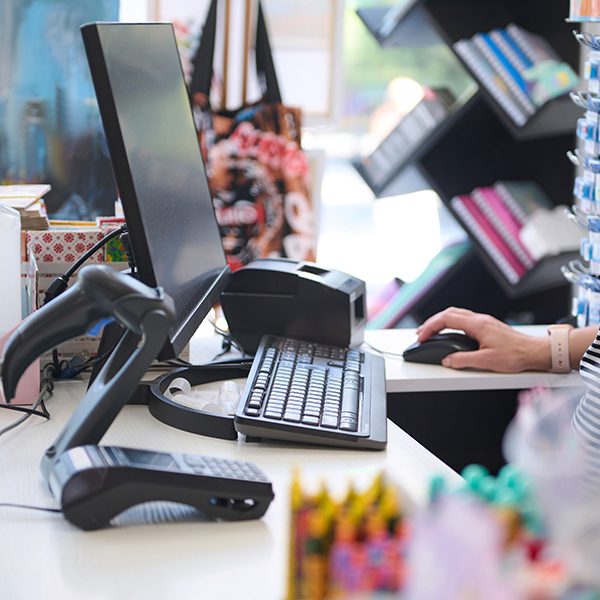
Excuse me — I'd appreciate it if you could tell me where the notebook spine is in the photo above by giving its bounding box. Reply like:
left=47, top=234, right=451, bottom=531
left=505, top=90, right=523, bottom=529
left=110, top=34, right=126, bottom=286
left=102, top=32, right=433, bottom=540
left=493, top=182, right=529, bottom=225
left=471, top=187, right=536, bottom=270
left=472, top=32, right=536, bottom=115
left=453, top=39, right=527, bottom=127
left=489, top=28, right=532, bottom=73
left=451, top=194, right=523, bottom=285
left=505, top=23, right=549, bottom=66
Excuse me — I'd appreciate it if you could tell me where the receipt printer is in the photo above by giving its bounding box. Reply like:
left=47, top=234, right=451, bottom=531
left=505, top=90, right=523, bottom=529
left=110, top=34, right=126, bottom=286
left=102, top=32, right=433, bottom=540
left=220, top=258, right=367, bottom=354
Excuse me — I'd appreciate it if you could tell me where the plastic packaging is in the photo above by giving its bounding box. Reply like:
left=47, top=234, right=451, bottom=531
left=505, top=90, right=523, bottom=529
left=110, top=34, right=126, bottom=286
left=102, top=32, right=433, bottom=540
left=0, top=204, right=22, bottom=339
left=164, top=376, right=228, bottom=415
left=218, top=381, right=241, bottom=413
left=570, top=0, right=600, bottom=21
left=503, top=387, right=600, bottom=585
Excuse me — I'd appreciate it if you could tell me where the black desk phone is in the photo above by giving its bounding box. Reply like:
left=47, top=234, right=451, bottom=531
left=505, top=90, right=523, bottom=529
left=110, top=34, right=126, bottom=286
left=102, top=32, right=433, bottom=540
left=1, top=266, right=274, bottom=530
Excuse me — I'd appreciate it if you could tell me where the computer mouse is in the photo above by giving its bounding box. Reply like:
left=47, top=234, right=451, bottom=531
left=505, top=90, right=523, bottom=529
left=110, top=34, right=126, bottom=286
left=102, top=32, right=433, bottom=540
left=402, top=332, right=479, bottom=365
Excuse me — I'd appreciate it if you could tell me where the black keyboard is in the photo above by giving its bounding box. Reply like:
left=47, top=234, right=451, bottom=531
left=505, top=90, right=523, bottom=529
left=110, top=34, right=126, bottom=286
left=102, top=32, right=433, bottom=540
left=233, top=335, right=387, bottom=449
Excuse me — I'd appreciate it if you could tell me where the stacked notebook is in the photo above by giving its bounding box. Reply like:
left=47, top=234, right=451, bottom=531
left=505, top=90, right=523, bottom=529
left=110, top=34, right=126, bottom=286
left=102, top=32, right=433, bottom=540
left=450, top=181, right=553, bottom=285
left=0, top=184, right=51, bottom=230
left=454, top=24, right=576, bottom=127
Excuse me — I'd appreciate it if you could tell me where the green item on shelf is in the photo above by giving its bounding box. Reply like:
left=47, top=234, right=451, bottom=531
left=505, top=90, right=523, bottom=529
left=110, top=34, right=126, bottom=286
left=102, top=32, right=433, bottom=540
left=523, top=60, right=579, bottom=106
left=105, top=236, right=127, bottom=262
left=367, top=241, right=471, bottom=330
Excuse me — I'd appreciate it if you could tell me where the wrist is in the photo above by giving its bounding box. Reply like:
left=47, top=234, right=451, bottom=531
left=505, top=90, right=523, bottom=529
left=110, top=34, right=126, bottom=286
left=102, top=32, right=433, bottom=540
left=522, top=335, right=552, bottom=372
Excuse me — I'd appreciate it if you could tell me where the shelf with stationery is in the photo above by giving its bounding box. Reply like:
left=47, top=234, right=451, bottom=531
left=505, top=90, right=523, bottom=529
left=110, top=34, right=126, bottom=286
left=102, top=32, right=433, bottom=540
left=355, top=0, right=582, bottom=320
left=561, top=15, right=600, bottom=329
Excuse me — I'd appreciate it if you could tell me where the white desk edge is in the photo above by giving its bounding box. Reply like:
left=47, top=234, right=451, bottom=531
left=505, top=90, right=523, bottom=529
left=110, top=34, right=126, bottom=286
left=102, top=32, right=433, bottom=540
left=0, top=379, right=462, bottom=600
left=364, top=326, right=584, bottom=394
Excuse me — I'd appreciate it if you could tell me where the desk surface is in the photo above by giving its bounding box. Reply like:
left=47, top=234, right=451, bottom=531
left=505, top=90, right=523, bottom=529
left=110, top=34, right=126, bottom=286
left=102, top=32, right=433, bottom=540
left=0, top=379, right=461, bottom=600
left=364, top=327, right=584, bottom=393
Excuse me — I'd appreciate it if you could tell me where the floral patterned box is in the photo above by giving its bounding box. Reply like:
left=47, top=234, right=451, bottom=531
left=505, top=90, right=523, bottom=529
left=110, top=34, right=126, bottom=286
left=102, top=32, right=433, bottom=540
left=26, top=227, right=105, bottom=264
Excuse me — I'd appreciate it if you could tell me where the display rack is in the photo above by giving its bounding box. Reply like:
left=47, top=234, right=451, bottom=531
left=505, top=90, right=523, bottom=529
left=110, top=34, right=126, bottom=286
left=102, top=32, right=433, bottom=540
left=355, top=0, right=583, bottom=324
left=561, top=6, right=600, bottom=328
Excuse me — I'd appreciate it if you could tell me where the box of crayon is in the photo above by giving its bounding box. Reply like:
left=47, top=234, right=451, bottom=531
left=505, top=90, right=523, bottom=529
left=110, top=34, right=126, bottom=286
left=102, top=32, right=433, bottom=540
left=287, top=470, right=406, bottom=600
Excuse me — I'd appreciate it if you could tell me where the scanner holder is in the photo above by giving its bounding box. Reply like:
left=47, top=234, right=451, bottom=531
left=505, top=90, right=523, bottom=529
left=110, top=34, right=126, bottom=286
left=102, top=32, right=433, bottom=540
left=0, top=265, right=175, bottom=484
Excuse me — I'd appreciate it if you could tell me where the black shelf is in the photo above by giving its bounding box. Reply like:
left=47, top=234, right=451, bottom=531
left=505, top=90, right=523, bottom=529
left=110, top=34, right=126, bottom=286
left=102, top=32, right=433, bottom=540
left=355, top=0, right=580, bottom=323
left=356, top=4, right=443, bottom=47
left=363, top=0, right=580, bottom=62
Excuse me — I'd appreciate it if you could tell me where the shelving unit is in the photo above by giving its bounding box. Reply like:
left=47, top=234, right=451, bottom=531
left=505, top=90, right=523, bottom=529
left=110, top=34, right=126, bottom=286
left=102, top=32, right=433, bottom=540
left=355, top=0, right=583, bottom=324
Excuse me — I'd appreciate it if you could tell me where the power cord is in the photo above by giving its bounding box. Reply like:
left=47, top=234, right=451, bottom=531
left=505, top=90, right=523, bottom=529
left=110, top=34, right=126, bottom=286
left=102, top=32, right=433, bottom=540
left=42, top=225, right=127, bottom=305
left=0, top=373, right=62, bottom=515
left=40, top=225, right=128, bottom=379
left=208, top=319, right=248, bottom=359
left=0, top=365, right=55, bottom=439
left=360, top=341, right=405, bottom=359
left=0, top=503, right=61, bottom=514
left=118, top=229, right=136, bottom=272
left=0, top=371, right=62, bottom=516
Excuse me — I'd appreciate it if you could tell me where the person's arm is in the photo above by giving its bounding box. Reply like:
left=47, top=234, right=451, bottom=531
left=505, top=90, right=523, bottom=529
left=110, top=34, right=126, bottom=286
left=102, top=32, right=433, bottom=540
left=416, top=307, right=598, bottom=373
left=569, top=326, right=597, bottom=371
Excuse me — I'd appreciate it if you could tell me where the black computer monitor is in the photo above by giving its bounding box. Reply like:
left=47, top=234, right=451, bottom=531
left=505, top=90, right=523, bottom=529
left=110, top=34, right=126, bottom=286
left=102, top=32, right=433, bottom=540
left=81, top=22, right=230, bottom=360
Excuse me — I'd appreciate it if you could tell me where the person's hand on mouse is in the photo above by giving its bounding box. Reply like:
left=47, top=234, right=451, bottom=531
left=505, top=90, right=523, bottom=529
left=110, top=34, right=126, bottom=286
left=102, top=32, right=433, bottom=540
left=416, top=307, right=551, bottom=373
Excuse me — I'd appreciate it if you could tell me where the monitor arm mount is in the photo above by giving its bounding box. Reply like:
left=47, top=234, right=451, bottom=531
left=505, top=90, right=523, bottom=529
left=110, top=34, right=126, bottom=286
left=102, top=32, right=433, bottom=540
left=0, top=265, right=175, bottom=483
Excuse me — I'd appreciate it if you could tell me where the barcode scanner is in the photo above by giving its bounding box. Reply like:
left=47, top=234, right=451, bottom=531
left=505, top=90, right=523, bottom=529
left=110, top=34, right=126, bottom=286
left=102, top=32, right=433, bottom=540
left=0, top=265, right=274, bottom=529
left=1, top=264, right=173, bottom=404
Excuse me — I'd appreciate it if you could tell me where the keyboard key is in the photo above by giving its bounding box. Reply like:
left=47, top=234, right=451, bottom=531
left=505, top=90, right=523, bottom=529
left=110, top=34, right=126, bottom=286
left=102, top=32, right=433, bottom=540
left=265, top=401, right=285, bottom=410
left=264, top=411, right=283, bottom=420
left=283, top=411, right=302, bottom=423
left=288, top=401, right=306, bottom=411
left=303, top=408, right=321, bottom=417
left=344, top=360, right=361, bottom=373
left=340, top=417, right=358, bottom=432
left=250, top=393, right=264, bottom=405
left=327, top=361, right=345, bottom=369
left=321, top=415, right=339, bottom=428
left=340, top=386, right=359, bottom=420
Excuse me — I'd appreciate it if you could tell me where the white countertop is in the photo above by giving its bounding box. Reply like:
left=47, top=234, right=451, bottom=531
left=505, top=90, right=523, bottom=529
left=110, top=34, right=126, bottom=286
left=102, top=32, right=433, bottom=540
left=364, top=327, right=584, bottom=393
left=0, top=379, right=462, bottom=600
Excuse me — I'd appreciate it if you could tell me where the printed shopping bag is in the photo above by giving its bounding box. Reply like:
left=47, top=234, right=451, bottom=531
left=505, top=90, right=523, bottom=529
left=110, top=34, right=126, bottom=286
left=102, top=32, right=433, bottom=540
left=190, top=0, right=316, bottom=271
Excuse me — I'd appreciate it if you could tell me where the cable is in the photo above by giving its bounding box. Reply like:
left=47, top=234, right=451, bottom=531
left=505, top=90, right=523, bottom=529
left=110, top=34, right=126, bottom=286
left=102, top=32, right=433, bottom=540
left=0, top=372, right=60, bottom=515
left=64, top=225, right=127, bottom=280
left=361, top=341, right=405, bottom=359
left=0, top=366, right=54, bottom=439
left=118, top=229, right=136, bottom=272
left=0, top=404, right=51, bottom=419
left=43, top=225, right=127, bottom=305
left=39, top=225, right=128, bottom=379
left=0, top=503, right=61, bottom=514
left=208, top=320, right=247, bottom=357
left=60, top=348, right=115, bottom=379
